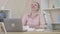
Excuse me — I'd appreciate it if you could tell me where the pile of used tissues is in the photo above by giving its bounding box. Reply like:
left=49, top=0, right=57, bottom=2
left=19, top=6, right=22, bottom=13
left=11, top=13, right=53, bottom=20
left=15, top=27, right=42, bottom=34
left=23, top=26, right=45, bottom=32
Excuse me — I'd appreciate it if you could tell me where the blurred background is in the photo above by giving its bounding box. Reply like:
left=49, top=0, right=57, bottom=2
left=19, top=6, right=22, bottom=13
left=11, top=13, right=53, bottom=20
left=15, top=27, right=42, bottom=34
left=0, top=0, right=60, bottom=33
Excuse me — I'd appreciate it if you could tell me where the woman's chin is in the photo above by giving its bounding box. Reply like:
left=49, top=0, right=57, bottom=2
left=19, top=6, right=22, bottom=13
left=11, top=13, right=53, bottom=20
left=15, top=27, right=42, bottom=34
left=32, top=10, right=38, bottom=12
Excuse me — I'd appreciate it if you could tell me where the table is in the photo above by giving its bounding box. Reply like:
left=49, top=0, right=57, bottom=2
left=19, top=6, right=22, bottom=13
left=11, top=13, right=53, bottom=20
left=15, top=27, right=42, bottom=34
left=2, top=32, right=60, bottom=34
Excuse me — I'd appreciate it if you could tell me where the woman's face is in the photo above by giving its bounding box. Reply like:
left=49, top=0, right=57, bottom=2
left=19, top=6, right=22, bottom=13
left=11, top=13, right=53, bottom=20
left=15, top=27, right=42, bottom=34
left=31, top=2, right=39, bottom=12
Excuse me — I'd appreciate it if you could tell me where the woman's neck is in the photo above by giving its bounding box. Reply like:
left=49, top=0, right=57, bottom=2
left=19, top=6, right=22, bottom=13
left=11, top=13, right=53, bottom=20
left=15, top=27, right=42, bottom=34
left=30, top=11, right=39, bottom=18
left=31, top=11, right=39, bottom=15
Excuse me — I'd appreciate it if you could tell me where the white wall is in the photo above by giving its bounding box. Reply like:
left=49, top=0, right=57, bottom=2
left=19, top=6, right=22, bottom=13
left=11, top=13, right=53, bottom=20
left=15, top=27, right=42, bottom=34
left=0, top=0, right=30, bottom=18
left=40, top=0, right=49, bottom=10
left=6, top=0, right=29, bottom=18
left=0, top=0, right=41, bottom=18
left=48, top=0, right=58, bottom=8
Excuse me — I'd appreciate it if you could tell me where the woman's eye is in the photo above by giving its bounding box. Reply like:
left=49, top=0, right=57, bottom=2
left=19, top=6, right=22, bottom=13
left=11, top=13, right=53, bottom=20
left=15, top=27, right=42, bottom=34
left=35, top=4, right=37, bottom=6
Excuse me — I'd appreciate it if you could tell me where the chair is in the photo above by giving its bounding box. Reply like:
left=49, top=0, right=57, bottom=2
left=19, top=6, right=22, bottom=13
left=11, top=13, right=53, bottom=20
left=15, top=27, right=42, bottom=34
left=0, top=22, right=7, bottom=34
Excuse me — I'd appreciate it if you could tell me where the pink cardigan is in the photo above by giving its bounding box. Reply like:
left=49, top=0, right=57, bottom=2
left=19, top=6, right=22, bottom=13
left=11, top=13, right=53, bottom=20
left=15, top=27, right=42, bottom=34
left=22, top=12, right=45, bottom=29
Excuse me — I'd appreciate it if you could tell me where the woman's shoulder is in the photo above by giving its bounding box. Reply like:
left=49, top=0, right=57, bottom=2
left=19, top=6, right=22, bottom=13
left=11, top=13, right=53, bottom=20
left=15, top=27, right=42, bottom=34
left=23, top=13, right=31, bottom=17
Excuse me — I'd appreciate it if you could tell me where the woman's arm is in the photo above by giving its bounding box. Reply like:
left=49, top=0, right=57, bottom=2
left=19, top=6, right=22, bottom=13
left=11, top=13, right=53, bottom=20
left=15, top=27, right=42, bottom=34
left=39, top=13, right=45, bottom=29
left=22, top=15, right=27, bottom=26
left=33, top=13, right=45, bottom=29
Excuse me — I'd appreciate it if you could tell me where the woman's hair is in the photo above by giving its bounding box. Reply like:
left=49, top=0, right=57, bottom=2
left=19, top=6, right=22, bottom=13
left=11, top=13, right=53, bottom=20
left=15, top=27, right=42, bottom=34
left=35, top=2, right=40, bottom=9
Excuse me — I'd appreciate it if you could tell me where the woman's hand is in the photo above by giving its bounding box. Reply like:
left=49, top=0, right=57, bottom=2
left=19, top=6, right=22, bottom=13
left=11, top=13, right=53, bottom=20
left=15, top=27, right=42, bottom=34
left=34, top=25, right=44, bottom=29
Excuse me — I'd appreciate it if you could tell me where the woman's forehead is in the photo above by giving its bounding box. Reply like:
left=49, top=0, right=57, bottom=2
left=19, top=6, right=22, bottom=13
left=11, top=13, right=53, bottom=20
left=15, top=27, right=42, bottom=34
left=31, top=2, right=38, bottom=5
